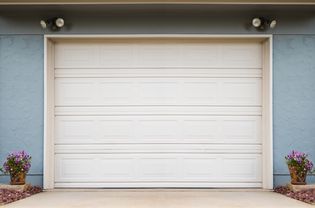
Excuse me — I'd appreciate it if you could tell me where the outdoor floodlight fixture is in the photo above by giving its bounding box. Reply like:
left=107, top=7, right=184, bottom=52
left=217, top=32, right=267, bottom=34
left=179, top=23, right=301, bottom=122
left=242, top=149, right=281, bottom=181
left=40, top=17, right=65, bottom=31
left=252, top=17, right=277, bottom=31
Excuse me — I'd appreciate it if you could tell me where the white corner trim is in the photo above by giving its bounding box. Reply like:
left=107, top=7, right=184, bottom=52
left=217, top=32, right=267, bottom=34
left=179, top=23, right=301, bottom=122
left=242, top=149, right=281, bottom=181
left=43, top=34, right=273, bottom=189
left=44, top=37, right=55, bottom=190
left=262, top=37, right=273, bottom=189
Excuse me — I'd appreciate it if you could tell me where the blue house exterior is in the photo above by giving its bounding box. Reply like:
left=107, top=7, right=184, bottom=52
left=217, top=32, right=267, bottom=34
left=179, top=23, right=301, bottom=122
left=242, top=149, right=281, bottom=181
left=0, top=3, right=315, bottom=188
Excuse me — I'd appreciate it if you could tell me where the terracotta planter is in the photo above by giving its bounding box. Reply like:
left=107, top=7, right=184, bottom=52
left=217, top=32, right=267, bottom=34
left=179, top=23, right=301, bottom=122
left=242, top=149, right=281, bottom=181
left=288, top=165, right=307, bottom=185
left=10, top=172, right=26, bottom=185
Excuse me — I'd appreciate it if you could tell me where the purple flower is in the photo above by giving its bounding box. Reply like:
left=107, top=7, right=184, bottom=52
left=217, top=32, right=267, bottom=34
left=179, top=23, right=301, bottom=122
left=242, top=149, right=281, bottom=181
left=1, top=150, right=32, bottom=175
left=285, top=150, right=314, bottom=174
left=306, top=161, right=313, bottom=171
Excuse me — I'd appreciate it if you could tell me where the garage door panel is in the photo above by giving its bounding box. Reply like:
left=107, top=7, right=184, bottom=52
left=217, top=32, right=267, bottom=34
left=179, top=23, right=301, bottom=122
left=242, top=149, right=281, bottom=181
left=55, top=78, right=261, bottom=106
left=55, top=155, right=135, bottom=182
left=55, top=116, right=261, bottom=144
left=55, top=40, right=262, bottom=69
left=54, top=154, right=261, bottom=184
left=136, top=157, right=179, bottom=179
left=55, top=46, right=99, bottom=68
left=182, top=157, right=218, bottom=179
left=55, top=156, right=93, bottom=180
left=222, top=156, right=262, bottom=181
left=55, top=81, right=96, bottom=105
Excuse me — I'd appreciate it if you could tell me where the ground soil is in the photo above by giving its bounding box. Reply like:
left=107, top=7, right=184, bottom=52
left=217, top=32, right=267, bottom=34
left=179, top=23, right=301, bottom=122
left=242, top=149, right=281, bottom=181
left=0, top=185, right=42, bottom=205
left=274, top=186, right=315, bottom=205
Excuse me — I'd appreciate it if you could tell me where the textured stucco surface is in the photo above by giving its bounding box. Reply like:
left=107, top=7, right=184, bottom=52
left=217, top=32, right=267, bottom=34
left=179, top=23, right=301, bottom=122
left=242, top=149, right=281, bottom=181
left=273, top=35, right=315, bottom=185
left=1, top=34, right=315, bottom=187
left=0, top=35, right=44, bottom=186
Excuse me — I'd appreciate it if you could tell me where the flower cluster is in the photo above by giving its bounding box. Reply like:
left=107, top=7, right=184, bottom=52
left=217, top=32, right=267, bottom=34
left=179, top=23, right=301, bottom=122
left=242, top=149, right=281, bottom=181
left=285, top=150, right=314, bottom=174
left=1, top=151, right=31, bottom=176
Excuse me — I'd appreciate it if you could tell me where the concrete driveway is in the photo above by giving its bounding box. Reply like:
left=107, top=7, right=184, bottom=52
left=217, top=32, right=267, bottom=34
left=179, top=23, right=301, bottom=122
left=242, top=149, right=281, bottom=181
left=3, top=189, right=313, bottom=208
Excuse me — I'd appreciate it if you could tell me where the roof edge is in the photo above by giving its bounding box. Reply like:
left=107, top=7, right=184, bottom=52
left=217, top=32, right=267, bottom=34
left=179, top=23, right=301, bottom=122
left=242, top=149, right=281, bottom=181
left=1, top=0, right=315, bottom=5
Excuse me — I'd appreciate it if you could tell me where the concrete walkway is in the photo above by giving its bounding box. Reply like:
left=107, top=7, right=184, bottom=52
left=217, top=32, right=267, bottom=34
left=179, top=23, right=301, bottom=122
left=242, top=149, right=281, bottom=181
left=3, top=189, right=313, bottom=208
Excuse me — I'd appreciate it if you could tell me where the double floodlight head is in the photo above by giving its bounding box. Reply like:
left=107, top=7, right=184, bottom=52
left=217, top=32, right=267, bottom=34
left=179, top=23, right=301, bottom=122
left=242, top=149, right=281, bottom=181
left=40, top=17, right=65, bottom=31
left=252, top=17, right=277, bottom=31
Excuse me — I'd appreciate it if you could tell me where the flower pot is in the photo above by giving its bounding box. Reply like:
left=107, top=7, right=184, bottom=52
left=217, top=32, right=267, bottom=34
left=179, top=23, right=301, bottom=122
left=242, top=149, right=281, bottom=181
left=10, top=172, right=26, bottom=185
left=288, top=165, right=307, bottom=185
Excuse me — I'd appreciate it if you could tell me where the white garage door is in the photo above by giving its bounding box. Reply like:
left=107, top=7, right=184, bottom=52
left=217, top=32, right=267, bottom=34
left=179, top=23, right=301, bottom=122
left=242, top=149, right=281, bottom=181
left=53, top=38, right=263, bottom=188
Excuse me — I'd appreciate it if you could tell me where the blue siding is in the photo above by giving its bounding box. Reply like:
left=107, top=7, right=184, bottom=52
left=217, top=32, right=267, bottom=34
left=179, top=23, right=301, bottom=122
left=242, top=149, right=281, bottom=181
left=273, top=35, right=315, bottom=185
left=0, top=36, right=44, bottom=186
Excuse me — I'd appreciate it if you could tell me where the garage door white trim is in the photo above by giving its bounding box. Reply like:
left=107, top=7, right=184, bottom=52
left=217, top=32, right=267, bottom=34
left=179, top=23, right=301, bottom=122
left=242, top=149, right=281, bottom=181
left=44, top=34, right=273, bottom=189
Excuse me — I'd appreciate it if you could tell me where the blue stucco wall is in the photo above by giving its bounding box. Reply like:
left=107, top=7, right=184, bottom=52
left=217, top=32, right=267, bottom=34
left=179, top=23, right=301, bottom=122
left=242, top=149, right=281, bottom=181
left=0, top=6, right=315, bottom=187
left=273, top=35, right=315, bottom=185
left=0, top=35, right=44, bottom=186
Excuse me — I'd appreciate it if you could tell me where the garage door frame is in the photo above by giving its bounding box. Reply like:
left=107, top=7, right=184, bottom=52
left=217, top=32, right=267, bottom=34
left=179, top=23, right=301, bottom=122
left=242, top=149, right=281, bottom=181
left=43, top=34, right=273, bottom=189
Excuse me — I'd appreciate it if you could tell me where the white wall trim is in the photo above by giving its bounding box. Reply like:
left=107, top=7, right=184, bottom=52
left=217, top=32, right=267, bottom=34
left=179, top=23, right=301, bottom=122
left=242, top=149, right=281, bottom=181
left=44, top=34, right=273, bottom=190
left=44, top=38, right=55, bottom=189
left=262, top=37, right=273, bottom=189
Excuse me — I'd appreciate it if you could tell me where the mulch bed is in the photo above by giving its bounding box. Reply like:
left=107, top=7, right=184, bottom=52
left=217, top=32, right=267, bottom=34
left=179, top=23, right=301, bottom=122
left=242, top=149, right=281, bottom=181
left=0, top=186, right=42, bottom=205
left=274, top=186, right=315, bottom=205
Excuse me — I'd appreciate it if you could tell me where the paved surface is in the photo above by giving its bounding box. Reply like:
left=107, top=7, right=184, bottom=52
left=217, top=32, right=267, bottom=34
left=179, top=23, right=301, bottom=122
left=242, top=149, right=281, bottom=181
left=3, top=189, right=313, bottom=208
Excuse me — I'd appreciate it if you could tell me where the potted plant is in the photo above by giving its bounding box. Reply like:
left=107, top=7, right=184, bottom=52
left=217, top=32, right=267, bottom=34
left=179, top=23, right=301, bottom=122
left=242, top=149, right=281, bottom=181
left=285, top=150, right=314, bottom=185
left=1, top=151, right=31, bottom=185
